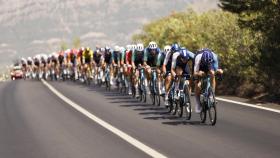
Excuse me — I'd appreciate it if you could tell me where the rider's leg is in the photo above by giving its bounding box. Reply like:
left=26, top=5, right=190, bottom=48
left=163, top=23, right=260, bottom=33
left=164, top=74, right=172, bottom=105
left=110, top=64, right=114, bottom=85
left=174, top=67, right=183, bottom=99
left=145, top=67, right=151, bottom=94
left=209, top=70, right=216, bottom=93
left=156, top=68, right=162, bottom=95
left=194, top=76, right=202, bottom=113
left=134, top=69, right=140, bottom=97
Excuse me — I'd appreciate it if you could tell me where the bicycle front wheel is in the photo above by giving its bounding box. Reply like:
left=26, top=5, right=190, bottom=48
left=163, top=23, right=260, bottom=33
left=208, top=88, right=217, bottom=126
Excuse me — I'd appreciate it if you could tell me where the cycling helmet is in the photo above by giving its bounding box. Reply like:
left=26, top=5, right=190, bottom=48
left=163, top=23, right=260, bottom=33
left=131, top=44, right=137, bottom=51
left=136, top=43, right=144, bottom=51
left=105, top=46, right=110, bottom=50
left=201, top=48, right=214, bottom=64
left=120, top=47, right=125, bottom=52
left=27, top=57, right=32, bottom=61
left=148, top=41, right=157, bottom=49
left=100, top=47, right=105, bottom=52
left=171, top=43, right=180, bottom=52
left=126, top=45, right=131, bottom=50
left=163, top=45, right=171, bottom=53
left=114, top=45, right=120, bottom=52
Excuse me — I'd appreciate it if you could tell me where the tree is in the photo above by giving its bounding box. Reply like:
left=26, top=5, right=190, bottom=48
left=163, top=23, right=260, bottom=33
left=132, top=10, right=262, bottom=96
left=219, top=0, right=280, bottom=98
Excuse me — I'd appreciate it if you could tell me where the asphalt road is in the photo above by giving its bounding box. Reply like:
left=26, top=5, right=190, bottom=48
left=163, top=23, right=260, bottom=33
left=0, top=80, right=280, bottom=158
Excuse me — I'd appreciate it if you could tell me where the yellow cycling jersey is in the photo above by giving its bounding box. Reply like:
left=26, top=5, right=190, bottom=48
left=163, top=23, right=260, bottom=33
left=82, top=49, right=93, bottom=59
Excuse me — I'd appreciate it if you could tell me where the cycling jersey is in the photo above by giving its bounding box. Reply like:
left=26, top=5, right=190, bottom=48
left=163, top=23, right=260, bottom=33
left=163, top=51, right=174, bottom=72
left=83, top=49, right=93, bottom=64
left=126, top=50, right=132, bottom=65
left=27, top=60, right=32, bottom=66
left=69, top=49, right=77, bottom=65
left=94, top=51, right=103, bottom=66
left=58, top=51, right=64, bottom=65
left=34, top=55, right=41, bottom=67
left=132, top=50, right=144, bottom=66
left=171, top=49, right=194, bottom=75
left=104, top=50, right=112, bottom=64
left=112, top=51, right=120, bottom=64
left=121, top=49, right=126, bottom=64
left=157, top=52, right=166, bottom=67
left=144, top=47, right=161, bottom=67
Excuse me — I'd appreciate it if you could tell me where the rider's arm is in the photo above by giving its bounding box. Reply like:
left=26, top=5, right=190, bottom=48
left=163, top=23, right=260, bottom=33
left=194, top=53, right=202, bottom=75
left=131, top=50, right=136, bottom=69
left=213, top=52, right=218, bottom=71
left=171, top=52, right=180, bottom=77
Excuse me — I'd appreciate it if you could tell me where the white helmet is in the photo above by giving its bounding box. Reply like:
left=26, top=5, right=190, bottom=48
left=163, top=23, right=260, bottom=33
left=27, top=57, right=32, bottom=61
left=131, top=44, right=137, bottom=51
left=120, top=47, right=125, bottom=52
left=148, top=41, right=157, bottom=49
left=136, top=43, right=144, bottom=51
left=114, top=45, right=120, bottom=52
left=126, top=45, right=131, bottom=50
left=164, top=45, right=171, bottom=53
left=100, top=47, right=105, bottom=52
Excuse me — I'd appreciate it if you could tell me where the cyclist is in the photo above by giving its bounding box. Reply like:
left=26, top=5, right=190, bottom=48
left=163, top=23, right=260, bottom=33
left=171, top=45, right=195, bottom=100
left=162, top=44, right=180, bottom=105
left=103, top=46, right=114, bottom=85
left=131, top=43, right=145, bottom=97
left=33, top=54, right=41, bottom=78
left=126, top=44, right=136, bottom=94
left=143, top=41, right=161, bottom=94
left=40, top=54, right=48, bottom=79
left=93, top=47, right=104, bottom=83
left=156, top=45, right=169, bottom=95
left=112, top=45, right=121, bottom=85
left=69, top=49, right=78, bottom=80
left=193, top=48, right=223, bottom=113
left=82, top=47, right=94, bottom=79
left=27, top=57, right=33, bottom=77
left=58, top=50, right=66, bottom=78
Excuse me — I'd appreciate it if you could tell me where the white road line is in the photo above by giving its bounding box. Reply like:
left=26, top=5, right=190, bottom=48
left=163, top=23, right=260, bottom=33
left=216, top=97, right=280, bottom=114
left=41, top=79, right=167, bottom=158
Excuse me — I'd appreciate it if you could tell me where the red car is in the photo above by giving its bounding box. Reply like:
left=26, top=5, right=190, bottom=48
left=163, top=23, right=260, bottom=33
left=10, top=66, right=23, bottom=80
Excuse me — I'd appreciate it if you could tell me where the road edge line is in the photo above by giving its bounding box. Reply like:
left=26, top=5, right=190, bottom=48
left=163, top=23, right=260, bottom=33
left=41, top=79, right=167, bottom=158
left=216, top=97, right=280, bottom=114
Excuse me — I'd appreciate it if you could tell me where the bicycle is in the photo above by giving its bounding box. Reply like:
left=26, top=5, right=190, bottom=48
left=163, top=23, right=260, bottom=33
left=138, top=66, right=147, bottom=102
left=199, top=74, right=218, bottom=125
left=104, top=65, right=111, bottom=91
left=149, top=67, right=161, bottom=106
left=172, top=74, right=192, bottom=119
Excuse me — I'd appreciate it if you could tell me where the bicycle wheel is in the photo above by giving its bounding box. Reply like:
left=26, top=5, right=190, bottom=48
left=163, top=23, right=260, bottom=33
left=179, top=85, right=192, bottom=119
left=155, top=80, right=161, bottom=106
left=167, top=87, right=174, bottom=113
left=150, top=82, right=155, bottom=105
left=208, top=88, right=217, bottom=125
left=200, top=102, right=207, bottom=123
left=172, top=101, right=178, bottom=115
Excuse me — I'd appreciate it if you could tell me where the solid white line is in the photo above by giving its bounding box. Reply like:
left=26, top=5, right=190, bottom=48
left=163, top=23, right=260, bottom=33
left=41, top=79, right=167, bottom=158
left=216, top=97, right=280, bottom=114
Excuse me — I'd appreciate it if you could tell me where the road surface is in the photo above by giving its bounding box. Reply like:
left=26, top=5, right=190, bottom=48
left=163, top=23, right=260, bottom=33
left=0, top=80, right=279, bottom=158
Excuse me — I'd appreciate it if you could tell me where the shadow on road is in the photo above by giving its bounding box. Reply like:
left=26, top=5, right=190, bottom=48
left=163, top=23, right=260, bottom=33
left=64, top=81, right=205, bottom=126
